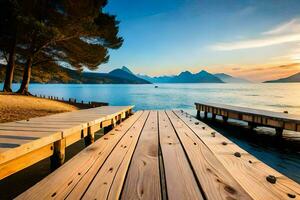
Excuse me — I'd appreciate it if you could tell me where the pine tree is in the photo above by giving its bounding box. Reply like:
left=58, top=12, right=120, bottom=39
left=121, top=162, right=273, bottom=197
left=16, top=0, right=123, bottom=94
left=0, top=0, right=123, bottom=94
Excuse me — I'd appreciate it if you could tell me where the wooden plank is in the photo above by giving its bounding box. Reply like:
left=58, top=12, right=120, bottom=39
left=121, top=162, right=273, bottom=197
left=101, top=119, right=113, bottom=128
left=65, top=131, right=83, bottom=147
left=0, top=144, right=53, bottom=180
left=121, top=111, right=161, bottom=200
left=175, top=110, right=300, bottom=200
left=166, top=111, right=252, bottom=200
left=158, top=111, right=203, bottom=200
left=0, top=130, right=61, bottom=165
left=0, top=106, right=134, bottom=179
left=79, top=111, right=149, bottom=200
left=16, top=111, right=143, bottom=200
left=0, top=123, right=84, bottom=137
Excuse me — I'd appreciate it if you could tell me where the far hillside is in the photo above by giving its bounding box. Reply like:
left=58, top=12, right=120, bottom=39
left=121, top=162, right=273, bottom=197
left=0, top=65, right=151, bottom=84
left=264, top=72, right=300, bottom=83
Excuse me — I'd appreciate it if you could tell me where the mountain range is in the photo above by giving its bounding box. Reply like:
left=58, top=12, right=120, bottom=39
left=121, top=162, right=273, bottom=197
left=0, top=64, right=250, bottom=84
left=137, top=69, right=249, bottom=83
left=0, top=65, right=150, bottom=84
left=264, top=72, right=300, bottom=83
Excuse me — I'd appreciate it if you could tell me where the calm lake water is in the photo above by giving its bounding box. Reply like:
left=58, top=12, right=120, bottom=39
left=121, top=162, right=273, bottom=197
left=4, top=83, right=300, bottom=183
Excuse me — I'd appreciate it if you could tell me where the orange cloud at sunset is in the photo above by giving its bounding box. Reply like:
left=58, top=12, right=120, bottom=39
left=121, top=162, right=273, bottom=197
left=223, top=63, right=300, bottom=82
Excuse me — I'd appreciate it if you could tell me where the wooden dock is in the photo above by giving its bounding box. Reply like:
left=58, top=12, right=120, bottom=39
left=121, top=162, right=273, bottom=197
left=17, top=110, right=300, bottom=200
left=195, top=102, right=300, bottom=137
left=0, top=106, right=133, bottom=180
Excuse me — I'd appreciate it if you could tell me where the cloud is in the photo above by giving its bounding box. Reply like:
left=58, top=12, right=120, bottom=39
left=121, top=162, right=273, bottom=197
left=225, top=63, right=300, bottom=82
left=263, top=19, right=300, bottom=35
left=211, top=18, right=300, bottom=51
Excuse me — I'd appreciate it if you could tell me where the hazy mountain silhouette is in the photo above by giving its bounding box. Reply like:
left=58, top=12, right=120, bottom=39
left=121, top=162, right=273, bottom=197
left=214, top=73, right=250, bottom=83
left=108, top=68, right=151, bottom=84
left=137, top=70, right=223, bottom=83
left=264, top=72, right=300, bottom=83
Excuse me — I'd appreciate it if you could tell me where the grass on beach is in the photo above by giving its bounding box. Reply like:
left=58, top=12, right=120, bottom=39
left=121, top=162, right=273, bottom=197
left=0, top=94, right=78, bottom=123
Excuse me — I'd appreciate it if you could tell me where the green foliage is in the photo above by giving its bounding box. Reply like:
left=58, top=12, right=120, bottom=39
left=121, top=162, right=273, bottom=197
left=0, top=0, right=123, bottom=93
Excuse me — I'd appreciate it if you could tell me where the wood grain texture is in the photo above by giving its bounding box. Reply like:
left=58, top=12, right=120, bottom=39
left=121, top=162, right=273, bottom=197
left=121, top=111, right=161, bottom=200
left=0, top=144, right=53, bottom=180
left=0, top=106, right=133, bottom=180
left=80, top=111, right=149, bottom=200
left=158, top=111, right=203, bottom=200
left=176, top=110, right=300, bottom=200
left=167, top=110, right=252, bottom=200
left=16, top=111, right=143, bottom=200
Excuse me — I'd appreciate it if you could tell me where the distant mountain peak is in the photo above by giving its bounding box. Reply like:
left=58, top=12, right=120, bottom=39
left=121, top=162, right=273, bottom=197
left=109, top=67, right=151, bottom=84
left=179, top=71, right=192, bottom=76
left=197, top=70, right=210, bottom=75
left=264, top=71, right=300, bottom=83
left=121, top=66, right=133, bottom=74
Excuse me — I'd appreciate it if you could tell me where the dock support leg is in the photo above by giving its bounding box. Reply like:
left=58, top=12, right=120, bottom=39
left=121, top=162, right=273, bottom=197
left=275, top=128, right=283, bottom=138
left=222, top=116, right=228, bottom=123
left=204, top=111, right=208, bottom=119
left=248, top=122, right=257, bottom=130
left=196, top=110, right=200, bottom=119
left=84, top=126, right=95, bottom=146
left=212, top=113, right=216, bottom=120
left=112, top=118, right=117, bottom=128
left=50, top=138, right=66, bottom=170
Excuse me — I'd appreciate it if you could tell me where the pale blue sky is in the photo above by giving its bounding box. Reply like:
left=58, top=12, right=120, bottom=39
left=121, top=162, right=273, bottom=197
left=101, top=0, right=300, bottom=81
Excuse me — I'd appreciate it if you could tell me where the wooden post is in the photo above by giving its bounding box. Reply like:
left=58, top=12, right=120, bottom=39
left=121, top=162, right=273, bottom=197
left=222, top=116, right=228, bottom=123
left=119, top=114, right=123, bottom=123
left=112, top=117, right=117, bottom=128
left=248, top=122, right=257, bottom=130
left=204, top=111, right=208, bottom=119
left=212, top=113, right=216, bottom=120
left=128, top=109, right=132, bottom=116
left=196, top=110, right=200, bottom=119
left=275, top=128, right=283, bottom=138
left=50, top=139, right=66, bottom=170
left=84, top=126, right=95, bottom=146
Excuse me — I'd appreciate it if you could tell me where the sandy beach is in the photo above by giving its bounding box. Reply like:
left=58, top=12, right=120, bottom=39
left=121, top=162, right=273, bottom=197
left=0, top=94, right=78, bottom=123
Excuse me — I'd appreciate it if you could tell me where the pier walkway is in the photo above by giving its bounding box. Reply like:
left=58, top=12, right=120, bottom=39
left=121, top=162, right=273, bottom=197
left=196, top=102, right=300, bottom=137
left=0, top=106, right=133, bottom=180
left=18, top=110, right=300, bottom=200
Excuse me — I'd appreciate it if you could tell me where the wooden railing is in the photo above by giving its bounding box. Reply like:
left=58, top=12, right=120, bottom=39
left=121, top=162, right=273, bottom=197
left=33, top=94, right=109, bottom=108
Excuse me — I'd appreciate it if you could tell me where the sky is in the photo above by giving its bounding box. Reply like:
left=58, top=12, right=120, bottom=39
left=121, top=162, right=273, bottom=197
left=100, top=0, right=300, bottom=82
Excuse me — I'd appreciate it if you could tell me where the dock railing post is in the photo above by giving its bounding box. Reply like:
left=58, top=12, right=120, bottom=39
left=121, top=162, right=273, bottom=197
left=212, top=113, right=216, bottom=120
left=204, top=111, right=208, bottom=119
left=50, top=139, right=66, bottom=170
left=84, top=126, right=96, bottom=146
left=196, top=110, right=201, bottom=119
left=275, top=128, right=283, bottom=138
left=222, top=116, right=228, bottom=123
left=248, top=122, right=257, bottom=130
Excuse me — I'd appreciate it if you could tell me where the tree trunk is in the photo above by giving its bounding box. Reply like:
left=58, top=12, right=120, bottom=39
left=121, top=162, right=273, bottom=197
left=17, top=57, right=33, bottom=95
left=3, top=38, right=16, bottom=92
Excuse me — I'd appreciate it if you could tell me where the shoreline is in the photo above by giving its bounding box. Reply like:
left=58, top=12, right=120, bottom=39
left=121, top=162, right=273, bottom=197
left=0, top=94, right=79, bottom=123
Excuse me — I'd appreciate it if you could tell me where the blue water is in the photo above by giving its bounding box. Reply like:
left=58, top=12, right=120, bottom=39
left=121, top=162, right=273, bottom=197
left=8, top=83, right=300, bottom=114
left=3, top=83, right=300, bottom=183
